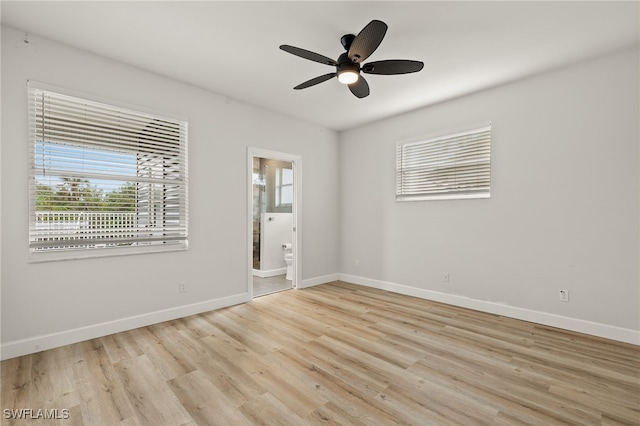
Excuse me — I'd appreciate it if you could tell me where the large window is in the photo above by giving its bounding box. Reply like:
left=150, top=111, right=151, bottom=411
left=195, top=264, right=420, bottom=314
left=396, top=125, right=491, bottom=201
left=28, top=82, right=188, bottom=260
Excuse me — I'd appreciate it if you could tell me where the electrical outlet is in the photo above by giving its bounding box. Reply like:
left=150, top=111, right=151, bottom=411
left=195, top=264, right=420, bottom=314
left=559, top=289, right=569, bottom=302
left=179, top=282, right=188, bottom=293
left=443, top=273, right=450, bottom=283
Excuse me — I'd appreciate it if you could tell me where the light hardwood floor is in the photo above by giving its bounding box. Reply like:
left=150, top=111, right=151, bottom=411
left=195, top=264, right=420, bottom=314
left=2, top=281, right=639, bottom=425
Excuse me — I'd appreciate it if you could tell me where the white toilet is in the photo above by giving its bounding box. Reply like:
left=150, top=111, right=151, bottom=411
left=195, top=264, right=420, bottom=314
left=283, top=243, right=293, bottom=280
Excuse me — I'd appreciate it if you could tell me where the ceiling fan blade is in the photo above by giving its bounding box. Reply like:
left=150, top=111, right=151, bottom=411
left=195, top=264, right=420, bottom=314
left=348, top=76, right=370, bottom=98
left=280, top=45, right=337, bottom=66
left=362, top=60, right=424, bottom=75
left=347, top=20, right=388, bottom=64
left=294, top=73, right=336, bottom=90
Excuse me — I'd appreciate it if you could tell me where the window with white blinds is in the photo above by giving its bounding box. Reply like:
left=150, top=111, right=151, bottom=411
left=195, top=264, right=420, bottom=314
left=28, top=82, right=188, bottom=260
left=396, top=125, right=491, bottom=201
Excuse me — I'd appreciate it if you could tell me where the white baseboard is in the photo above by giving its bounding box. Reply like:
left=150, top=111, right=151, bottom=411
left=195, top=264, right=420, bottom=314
left=1, top=292, right=250, bottom=361
left=299, top=273, right=340, bottom=289
left=338, top=273, right=640, bottom=346
left=1, top=272, right=335, bottom=360
left=252, top=267, right=286, bottom=278
left=5, top=272, right=636, bottom=360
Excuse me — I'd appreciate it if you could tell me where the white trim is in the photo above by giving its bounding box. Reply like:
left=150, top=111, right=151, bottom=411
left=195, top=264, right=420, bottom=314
left=300, top=273, right=340, bottom=289
left=396, top=192, right=491, bottom=202
left=339, top=273, right=640, bottom=346
left=252, top=267, right=286, bottom=278
left=28, top=243, right=188, bottom=263
left=5, top=272, right=634, bottom=360
left=0, top=292, right=250, bottom=361
left=247, top=148, right=302, bottom=298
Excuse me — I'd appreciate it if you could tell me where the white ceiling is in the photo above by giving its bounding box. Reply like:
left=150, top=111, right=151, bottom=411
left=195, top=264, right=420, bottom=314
left=2, top=1, right=638, bottom=131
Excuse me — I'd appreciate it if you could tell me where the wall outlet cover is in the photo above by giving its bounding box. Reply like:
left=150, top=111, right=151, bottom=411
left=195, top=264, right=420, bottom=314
left=559, top=289, right=569, bottom=302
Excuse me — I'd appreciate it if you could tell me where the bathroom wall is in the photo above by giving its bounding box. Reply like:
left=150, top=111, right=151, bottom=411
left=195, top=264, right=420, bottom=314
left=256, top=212, right=292, bottom=276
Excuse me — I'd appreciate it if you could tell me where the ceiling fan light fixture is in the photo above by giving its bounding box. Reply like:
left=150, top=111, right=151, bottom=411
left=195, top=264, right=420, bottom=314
left=337, top=69, right=359, bottom=85
left=337, top=60, right=360, bottom=85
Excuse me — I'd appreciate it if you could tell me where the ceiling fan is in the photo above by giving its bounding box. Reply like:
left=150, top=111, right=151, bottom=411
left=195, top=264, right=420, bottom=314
left=280, top=19, right=424, bottom=99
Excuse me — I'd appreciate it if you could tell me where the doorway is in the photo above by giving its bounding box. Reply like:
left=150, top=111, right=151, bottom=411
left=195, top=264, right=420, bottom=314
left=247, top=148, right=301, bottom=297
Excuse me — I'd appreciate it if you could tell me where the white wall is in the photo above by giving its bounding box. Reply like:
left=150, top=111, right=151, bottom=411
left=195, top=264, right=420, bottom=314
left=259, top=213, right=292, bottom=273
left=340, top=48, right=639, bottom=342
left=0, top=25, right=340, bottom=358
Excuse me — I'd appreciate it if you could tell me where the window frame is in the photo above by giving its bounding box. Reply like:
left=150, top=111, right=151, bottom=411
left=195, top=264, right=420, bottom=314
left=275, top=167, right=293, bottom=207
left=395, top=124, right=492, bottom=202
left=27, top=81, right=189, bottom=262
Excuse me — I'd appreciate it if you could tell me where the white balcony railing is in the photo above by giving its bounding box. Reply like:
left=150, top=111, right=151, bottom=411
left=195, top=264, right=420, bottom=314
left=35, top=211, right=137, bottom=230
left=33, top=211, right=138, bottom=250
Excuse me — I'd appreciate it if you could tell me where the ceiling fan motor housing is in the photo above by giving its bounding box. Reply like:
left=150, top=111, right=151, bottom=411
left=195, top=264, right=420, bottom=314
left=337, top=53, right=359, bottom=72
left=340, top=34, right=356, bottom=51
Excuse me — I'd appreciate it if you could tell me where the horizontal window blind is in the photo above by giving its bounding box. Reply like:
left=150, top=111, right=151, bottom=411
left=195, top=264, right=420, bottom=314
left=28, top=83, right=188, bottom=256
left=396, top=125, right=491, bottom=201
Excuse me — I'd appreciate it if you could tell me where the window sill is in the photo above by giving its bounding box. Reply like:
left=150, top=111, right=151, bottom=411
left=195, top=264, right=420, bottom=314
left=28, top=242, right=188, bottom=263
left=396, top=193, right=490, bottom=202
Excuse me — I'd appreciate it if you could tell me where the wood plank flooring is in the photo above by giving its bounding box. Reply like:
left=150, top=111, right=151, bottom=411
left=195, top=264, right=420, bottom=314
left=2, top=281, right=639, bottom=425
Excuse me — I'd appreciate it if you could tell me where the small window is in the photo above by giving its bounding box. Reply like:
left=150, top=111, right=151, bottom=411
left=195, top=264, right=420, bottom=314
left=276, top=167, right=293, bottom=207
left=28, top=82, right=188, bottom=260
left=396, top=125, right=491, bottom=201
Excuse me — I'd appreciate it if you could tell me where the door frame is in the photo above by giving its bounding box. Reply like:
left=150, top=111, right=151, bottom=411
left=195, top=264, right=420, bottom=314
left=247, top=147, right=302, bottom=297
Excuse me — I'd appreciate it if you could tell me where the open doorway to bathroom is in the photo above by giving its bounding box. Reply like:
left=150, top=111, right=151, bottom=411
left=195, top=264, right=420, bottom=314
left=248, top=148, right=301, bottom=298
